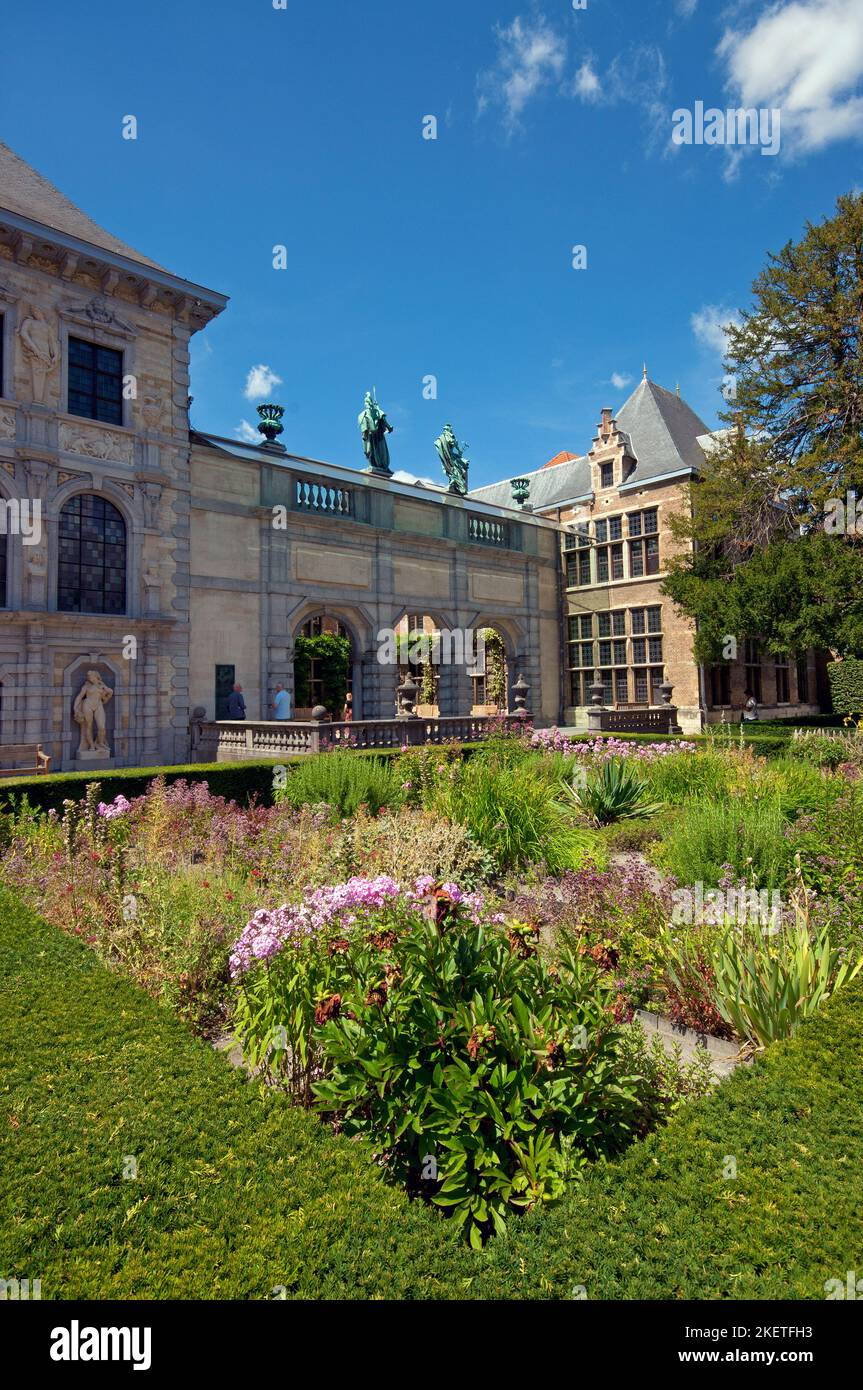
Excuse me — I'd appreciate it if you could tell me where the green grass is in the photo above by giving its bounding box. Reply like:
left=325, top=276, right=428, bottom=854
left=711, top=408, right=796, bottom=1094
left=2, top=890, right=861, bottom=1299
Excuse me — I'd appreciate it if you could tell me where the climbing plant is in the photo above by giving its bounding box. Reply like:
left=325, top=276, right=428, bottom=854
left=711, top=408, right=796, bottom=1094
left=482, top=628, right=508, bottom=710
left=294, top=633, right=351, bottom=715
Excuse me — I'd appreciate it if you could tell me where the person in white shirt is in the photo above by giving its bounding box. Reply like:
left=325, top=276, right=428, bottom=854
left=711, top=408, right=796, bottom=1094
left=271, top=683, right=292, bottom=720
left=742, top=689, right=759, bottom=724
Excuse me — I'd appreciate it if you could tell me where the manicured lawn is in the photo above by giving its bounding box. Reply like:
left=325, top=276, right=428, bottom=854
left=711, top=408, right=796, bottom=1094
left=2, top=889, right=861, bottom=1300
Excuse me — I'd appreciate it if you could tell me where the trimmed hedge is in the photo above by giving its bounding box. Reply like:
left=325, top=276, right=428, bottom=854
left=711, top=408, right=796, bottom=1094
left=2, top=891, right=861, bottom=1300
left=0, top=752, right=401, bottom=815
left=828, top=658, right=863, bottom=715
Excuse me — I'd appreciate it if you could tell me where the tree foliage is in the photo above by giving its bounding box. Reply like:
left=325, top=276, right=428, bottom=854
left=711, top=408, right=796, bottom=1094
left=664, top=192, right=863, bottom=661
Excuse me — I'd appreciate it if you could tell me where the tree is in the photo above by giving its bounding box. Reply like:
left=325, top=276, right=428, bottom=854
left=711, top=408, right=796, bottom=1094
left=664, top=192, right=863, bottom=663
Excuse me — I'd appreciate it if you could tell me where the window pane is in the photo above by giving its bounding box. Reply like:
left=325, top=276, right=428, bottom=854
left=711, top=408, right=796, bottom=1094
left=611, top=544, right=624, bottom=579
left=599, top=641, right=612, bottom=666
left=609, top=516, right=622, bottom=540
left=614, top=669, right=628, bottom=703
left=633, top=638, right=646, bottom=664
left=612, top=611, right=626, bottom=636
left=647, top=606, right=662, bottom=632
left=56, top=494, right=126, bottom=615
left=613, top=640, right=627, bottom=666
left=645, top=536, right=660, bottom=574
left=634, top=669, right=648, bottom=703
left=629, top=540, right=644, bottom=577
left=631, top=609, right=645, bottom=634
left=627, top=512, right=642, bottom=537
left=595, top=520, right=608, bottom=543
left=643, top=508, right=658, bottom=533
left=597, top=550, right=609, bottom=583
left=597, top=613, right=611, bottom=637
left=579, top=615, right=592, bottom=638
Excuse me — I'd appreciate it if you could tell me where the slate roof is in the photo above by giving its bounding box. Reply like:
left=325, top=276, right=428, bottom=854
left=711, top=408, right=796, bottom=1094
left=616, top=377, right=710, bottom=485
left=470, top=378, right=713, bottom=511
left=0, top=141, right=165, bottom=270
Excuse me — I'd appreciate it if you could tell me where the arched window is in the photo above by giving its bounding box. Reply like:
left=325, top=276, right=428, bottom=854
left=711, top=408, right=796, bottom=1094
left=58, top=494, right=126, bottom=614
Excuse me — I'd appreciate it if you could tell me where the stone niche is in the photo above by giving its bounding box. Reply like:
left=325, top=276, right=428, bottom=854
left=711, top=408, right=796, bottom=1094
left=68, top=662, right=117, bottom=771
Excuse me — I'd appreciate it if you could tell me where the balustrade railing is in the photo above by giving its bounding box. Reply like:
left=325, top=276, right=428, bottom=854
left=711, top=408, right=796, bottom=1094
left=467, top=514, right=508, bottom=547
left=295, top=478, right=352, bottom=515
left=201, top=715, right=532, bottom=761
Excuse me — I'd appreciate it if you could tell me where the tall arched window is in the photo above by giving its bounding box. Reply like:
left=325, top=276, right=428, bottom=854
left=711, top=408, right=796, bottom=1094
left=58, top=494, right=126, bottom=614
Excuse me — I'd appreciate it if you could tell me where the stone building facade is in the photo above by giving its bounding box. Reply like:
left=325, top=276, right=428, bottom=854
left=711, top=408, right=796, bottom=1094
left=0, top=144, right=821, bottom=768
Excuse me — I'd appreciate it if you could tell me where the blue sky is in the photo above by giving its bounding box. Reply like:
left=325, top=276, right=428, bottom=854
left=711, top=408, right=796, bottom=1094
left=2, top=0, right=861, bottom=487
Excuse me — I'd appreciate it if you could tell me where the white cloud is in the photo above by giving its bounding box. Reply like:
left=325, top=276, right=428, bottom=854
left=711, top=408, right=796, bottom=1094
left=691, top=304, right=742, bottom=357
left=392, top=469, right=443, bottom=489
left=235, top=420, right=260, bottom=443
left=610, top=371, right=633, bottom=390
left=574, top=44, right=670, bottom=153
left=243, top=364, right=283, bottom=400
left=718, top=0, right=863, bottom=154
left=573, top=60, right=600, bottom=102
left=676, top=0, right=698, bottom=17
left=477, top=15, right=567, bottom=130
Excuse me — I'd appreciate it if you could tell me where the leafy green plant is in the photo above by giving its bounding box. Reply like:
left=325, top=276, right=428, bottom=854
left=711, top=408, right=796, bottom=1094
left=277, top=751, right=400, bottom=818
left=293, top=631, right=351, bottom=714
left=657, top=797, right=794, bottom=889
left=428, top=758, right=597, bottom=872
left=561, top=758, right=663, bottom=827
left=313, top=909, right=639, bottom=1247
left=709, top=917, right=863, bottom=1047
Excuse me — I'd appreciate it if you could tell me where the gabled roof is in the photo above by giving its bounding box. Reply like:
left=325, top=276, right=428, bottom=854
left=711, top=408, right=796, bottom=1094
left=471, top=378, right=714, bottom=511
left=0, top=141, right=165, bottom=270
left=616, top=377, right=710, bottom=486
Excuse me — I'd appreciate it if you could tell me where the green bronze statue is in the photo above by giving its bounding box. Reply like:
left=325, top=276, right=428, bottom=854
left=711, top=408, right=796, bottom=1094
left=435, top=423, right=469, bottom=494
left=359, top=389, right=393, bottom=474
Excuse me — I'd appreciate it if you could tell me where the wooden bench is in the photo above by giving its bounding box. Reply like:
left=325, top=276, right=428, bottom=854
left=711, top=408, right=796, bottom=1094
left=0, top=744, right=52, bottom=778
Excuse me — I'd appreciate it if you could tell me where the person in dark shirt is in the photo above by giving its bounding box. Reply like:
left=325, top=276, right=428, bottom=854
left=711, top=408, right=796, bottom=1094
left=227, top=684, right=246, bottom=720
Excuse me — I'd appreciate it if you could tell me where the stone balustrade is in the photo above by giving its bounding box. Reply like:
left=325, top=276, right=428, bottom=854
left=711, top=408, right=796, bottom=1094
left=196, top=714, right=533, bottom=762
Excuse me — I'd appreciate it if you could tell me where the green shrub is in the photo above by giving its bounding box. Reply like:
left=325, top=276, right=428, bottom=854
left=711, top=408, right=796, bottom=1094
left=561, top=758, right=662, bottom=826
left=657, top=798, right=794, bottom=889
left=276, top=750, right=401, bottom=818
left=827, top=658, right=863, bottom=714
left=429, top=758, right=597, bottom=872
left=639, top=749, right=739, bottom=803
left=313, top=909, right=639, bottom=1247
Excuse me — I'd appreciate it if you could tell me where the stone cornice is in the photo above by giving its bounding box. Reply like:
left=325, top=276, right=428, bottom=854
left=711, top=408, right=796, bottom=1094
left=0, top=209, right=228, bottom=330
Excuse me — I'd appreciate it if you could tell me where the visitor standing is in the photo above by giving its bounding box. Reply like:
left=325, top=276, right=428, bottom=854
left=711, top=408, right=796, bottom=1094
left=741, top=688, right=759, bottom=724
left=227, top=684, right=246, bottom=720
left=272, top=683, right=292, bottom=720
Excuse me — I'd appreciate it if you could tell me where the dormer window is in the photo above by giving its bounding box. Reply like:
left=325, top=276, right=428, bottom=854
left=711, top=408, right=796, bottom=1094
left=600, top=461, right=614, bottom=489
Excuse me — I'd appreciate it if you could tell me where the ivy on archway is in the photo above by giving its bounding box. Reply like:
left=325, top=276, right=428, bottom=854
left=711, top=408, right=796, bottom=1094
left=294, top=632, right=351, bottom=714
